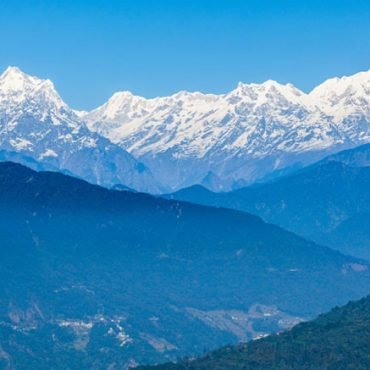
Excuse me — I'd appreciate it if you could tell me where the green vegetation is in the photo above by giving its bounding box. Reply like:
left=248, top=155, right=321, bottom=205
left=141, top=295, right=370, bottom=370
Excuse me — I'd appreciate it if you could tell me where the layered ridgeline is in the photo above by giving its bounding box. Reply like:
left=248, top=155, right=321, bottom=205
left=0, top=67, right=158, bottom=192
left=83, top=70, right=370, bottom=191
left=141, top=295, right=370, bottom=370
left=1, top=162, right=370, bottom=368
left=167, top=143, right=370, bottom=260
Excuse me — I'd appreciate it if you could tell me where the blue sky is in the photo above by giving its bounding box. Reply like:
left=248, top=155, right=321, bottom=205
left=1, top=0, right=370, bottom=109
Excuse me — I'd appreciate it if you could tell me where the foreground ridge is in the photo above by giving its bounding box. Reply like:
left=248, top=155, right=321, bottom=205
left=140, top=295, right=370, bottom=370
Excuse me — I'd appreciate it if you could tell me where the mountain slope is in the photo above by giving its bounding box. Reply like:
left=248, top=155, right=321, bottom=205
left=315, top=213, right=370, bottom=261
left=84, top=70, right=370, bottom=191
left=0, top=162, right=370, bottom=368
left=0, top=67, right=159, bottom=192
left=141, top=295, right=370, bottom=370
left=167, top=143, right=370, bottom=259
left=0, top=149, right=62, bottom=173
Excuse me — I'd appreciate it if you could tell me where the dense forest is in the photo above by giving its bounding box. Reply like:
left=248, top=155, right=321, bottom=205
left=141, top=295, right=370, bottom=370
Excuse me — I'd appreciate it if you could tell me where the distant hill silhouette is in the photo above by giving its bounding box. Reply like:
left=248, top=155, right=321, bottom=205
left=167, top=143, right=370, bottom=260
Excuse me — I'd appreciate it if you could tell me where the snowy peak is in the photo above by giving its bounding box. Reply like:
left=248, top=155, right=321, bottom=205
left=310, top=70, right=370, bottom=140
left=234, top=79, right=303, bottom=95
left=310, top=69, right=370, bottom=100
left=310, top=70, right=370, bottom=112
left=84, top=91, right=153, bottom=138
left=227, top=79, right=313, bottom=110
left=0, top=66, right=69, bottom=115
left=100, top=91, right=147, bottom=119
left=0, top=66, right=55, bottom=96
left=0, top=66, right=35, bottom=91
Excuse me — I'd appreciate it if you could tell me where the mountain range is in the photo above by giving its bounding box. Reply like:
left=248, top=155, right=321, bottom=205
left=141, top=294, right=370, bottom=370
left=83, top=69, right=370, bottom=191
left=2, top=66, right=370, bottom=192
left=0, top=161, right=370, bottom=368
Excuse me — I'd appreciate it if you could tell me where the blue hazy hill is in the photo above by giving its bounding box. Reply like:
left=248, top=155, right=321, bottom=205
left=167, top=143, right=370, bottom=260
left=0, top=162, right=370, bottom=367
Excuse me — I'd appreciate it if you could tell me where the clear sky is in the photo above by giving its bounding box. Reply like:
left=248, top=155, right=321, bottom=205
left=1, top=0, right=370, bottom=110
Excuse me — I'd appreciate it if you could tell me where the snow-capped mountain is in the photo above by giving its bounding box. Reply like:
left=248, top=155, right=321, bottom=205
left=84, top=70, right=370, bottom=191
left=2, top=66, right=370, bottom=193
left=0, top=67, right=159, bottom=192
